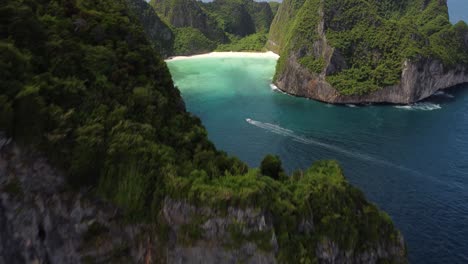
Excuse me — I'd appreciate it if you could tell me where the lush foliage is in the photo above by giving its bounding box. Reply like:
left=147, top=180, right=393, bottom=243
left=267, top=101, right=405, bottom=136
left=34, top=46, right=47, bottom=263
left=216, top=32, right=267, bottom=52
left=166, top=160, right=402, bottom=262
left=173, top=27, right=217, bottom=55
left=268, top=1, right=281, bottom=18
left=150, top=0, right=273, bottom=54
left=203, top=0, right=274, bottom=36
left=299, top=56, right=326, bottom=74
left=150, top=0, right=228, bottom=55
left=271, top=0, right=468, bottom=95
left=260, top=154, right=285, bottom=180
left=0, top=0, right=246, bottom=219
left=1, top=0, right=404, bottom=262
left=126, top=0, right=174, bottom=57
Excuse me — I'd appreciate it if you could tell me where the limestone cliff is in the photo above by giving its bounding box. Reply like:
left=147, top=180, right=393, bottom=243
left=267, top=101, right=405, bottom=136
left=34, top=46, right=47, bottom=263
left=0, top=137, right=407, bottom=263
left=0, top=0, right=408, bottom=262
left=203, top=0, right=274, bottom=37
left=269, top=0, right=468, bottom=104
left=150, top=0, right=227, bottom=43
left=0, top=138, right=277, bottom=263
left=0, top=138, right=157, bottom=263
left=276, top=54, right=468, bottom=104
left=162, top=198, right=277, bottom=264
left=127, top=0, right=174, bottom=57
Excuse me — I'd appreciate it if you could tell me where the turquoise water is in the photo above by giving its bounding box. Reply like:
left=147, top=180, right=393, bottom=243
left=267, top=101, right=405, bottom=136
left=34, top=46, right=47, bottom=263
left=167, top=57, right=468, bottom=263
left=448, top=0, right=468, bottom=23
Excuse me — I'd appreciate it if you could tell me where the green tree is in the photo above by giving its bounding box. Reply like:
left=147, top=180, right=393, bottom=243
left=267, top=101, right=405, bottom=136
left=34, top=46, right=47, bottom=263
left=260, top=154, right=284, bottom=180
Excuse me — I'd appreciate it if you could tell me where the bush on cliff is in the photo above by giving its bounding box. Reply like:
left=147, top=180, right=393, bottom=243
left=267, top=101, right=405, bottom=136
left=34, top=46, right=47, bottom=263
left=0, top=0, right=405, bottom=262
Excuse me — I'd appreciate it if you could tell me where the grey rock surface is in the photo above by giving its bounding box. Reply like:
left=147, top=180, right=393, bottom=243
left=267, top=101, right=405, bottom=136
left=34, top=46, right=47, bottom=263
left=126, top=0, right=174, bottom=57
left=276, top=55, right=468, bottom=104
left=163, top=198, right=277, bottom=264
left=0, top=139, right=155, bottom=264
left=0, top=137, right=406, bottom=263
left=271, top=0, right=468, bottom=104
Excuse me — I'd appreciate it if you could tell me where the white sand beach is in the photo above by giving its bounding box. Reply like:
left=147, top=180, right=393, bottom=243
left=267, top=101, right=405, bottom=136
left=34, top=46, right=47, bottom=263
left=165, top=51, right=279, bottom=61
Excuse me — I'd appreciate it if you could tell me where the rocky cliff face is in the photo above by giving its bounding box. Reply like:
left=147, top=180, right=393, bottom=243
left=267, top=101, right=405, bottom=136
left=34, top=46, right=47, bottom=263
left=0, top=137, right=158, bottom=263
left=276, top=55, right=468, bottom=104
left=162, top=198, right=277, bottom=264
left=151, top=0, right=227, bottom=43
left=127, top=0, right=174, bottom=57
left=316, top=236, right=406, bottom=263
left=270, top=0, right=468, bottom=104
left=203, top=0, right=274, bottom=37
left=0, top=138, right=276, bottom=264
left=0, top=136, right=407, bottom=263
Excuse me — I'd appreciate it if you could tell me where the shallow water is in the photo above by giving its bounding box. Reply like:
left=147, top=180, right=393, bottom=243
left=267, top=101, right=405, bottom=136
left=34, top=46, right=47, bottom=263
left=166, top=56, right=468, bottom=263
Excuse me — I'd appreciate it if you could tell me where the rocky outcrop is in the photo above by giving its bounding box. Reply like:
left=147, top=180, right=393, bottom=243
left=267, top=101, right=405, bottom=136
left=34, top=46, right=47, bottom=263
left=0, top=137, right=277, bottom=264
left=0, top=136, right=407, bottom=263
left=275, top=55, right=468, bottom=104
left=162, top=198, right=277, bottom=264
left=203, top=0, right=274, bottom=37
left=0, top=137, right=275, bottom=264
left=162, top=198, right=406, bottom=264
left=0, top=137, right=157, bottom=263
left=126, top=0, right=174, bottom=57
left=269, top=0, right=468, bottom=104
left=151, top=0, right=227, bottom=43
left=316, top=236, right=406, bottom=263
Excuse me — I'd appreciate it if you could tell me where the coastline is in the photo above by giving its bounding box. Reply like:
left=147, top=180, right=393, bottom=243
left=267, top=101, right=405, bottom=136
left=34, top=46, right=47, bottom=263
left=165, top=51, right=280, bottom=61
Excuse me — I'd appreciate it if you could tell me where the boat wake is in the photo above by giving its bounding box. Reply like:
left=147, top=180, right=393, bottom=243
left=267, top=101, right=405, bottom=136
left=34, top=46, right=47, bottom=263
left=245, top=118, right=417, bottom=174
left=394, top=102, right=441, bottom=111
left=434, top=91, right=454, bottom=98
left=270, top=84, right=287, bottom=94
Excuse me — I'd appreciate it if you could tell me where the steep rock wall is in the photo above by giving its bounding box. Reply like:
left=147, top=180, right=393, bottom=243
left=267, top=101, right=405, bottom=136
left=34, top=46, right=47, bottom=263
left=162, top=198, right=277, bottom=264
left=0, top=137, right=157, bottom=263
left=0, top=137, right=407, bottom=263
left=127, top=0, right=174, bottom=57
left=151, top=0, right=227, bottom=42
left=276, top=55, right=468, bottom=104
left=270, top=0, right=468, bottom=104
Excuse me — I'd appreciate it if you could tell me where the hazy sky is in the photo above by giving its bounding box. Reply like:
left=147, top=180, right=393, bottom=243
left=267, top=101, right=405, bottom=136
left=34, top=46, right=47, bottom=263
left=448, top=0, right=468, bottom=23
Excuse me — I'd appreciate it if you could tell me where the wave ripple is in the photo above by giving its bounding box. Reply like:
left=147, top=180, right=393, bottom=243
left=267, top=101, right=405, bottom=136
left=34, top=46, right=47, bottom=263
left=246, top=118, right=416, bottom=174
left=394, top=103, right=441, bottom=111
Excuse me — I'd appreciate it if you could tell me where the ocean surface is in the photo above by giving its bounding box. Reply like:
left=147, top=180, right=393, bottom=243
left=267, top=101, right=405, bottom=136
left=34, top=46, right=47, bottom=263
left=166, top=56, right=468, bottom=263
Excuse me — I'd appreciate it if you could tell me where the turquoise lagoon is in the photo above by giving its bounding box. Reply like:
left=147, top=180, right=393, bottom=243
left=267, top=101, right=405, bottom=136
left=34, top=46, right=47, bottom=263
left=167, top=55, right=468, bottom=263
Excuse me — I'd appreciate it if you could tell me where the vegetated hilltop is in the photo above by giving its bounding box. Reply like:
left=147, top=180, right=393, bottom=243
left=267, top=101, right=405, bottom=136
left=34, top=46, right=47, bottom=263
left=0, top=0, right=406, bottom=263
left=150, top=0, right=228, bottom=54
left=127, top=0, right=175, bottom=57
left=150, top=0, right=276, bottom=54
left=269, top=0, right=468, bottom=104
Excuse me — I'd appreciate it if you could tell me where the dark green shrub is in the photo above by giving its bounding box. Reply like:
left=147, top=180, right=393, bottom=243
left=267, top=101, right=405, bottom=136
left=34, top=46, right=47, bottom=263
left=260, top=154, right=284, bottom=180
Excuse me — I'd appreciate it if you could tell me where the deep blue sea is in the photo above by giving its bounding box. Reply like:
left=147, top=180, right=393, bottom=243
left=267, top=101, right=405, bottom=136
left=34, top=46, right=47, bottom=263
left=167, top=56, right=468, bottom=263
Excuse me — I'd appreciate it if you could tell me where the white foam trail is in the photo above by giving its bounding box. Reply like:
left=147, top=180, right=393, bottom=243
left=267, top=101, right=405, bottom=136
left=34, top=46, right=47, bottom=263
left=394, top=102, right=441, bottom=111
left=346, top=104, right=357, bottom=108
left=434, top=91, right=454, bottom=98
left=246, top=118, right=417, bottom=173
left=270, top=84, right=287, bottom=94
